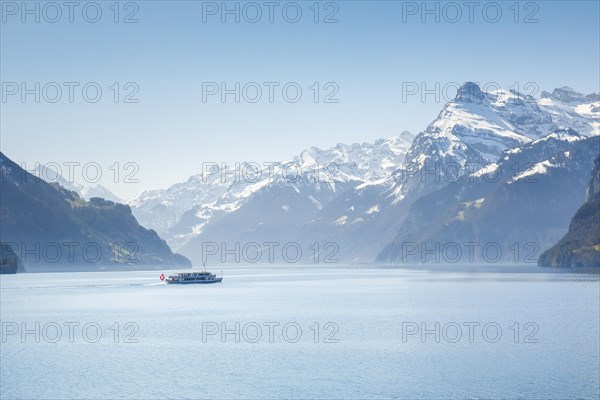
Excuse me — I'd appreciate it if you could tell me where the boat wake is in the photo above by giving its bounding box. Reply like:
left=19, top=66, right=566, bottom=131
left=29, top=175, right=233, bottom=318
left=1, top=282, right=166, bottom=291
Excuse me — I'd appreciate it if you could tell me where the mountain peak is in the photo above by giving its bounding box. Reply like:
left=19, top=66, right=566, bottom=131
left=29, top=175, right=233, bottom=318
left=541, top=86, right=590, bottom=103
left=398, top=130, right=415, bottom=141
left=531, top=128, right=584, bottom=146
left=553, top=127, right=582, bottom=137
left=455, top=82, right=485, bottom=103
left=80, top=184, right=123, bottom=203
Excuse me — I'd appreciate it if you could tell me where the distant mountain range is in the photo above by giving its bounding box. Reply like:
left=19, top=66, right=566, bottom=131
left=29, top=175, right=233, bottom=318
left=16, top=82, right=599, bottom=269
left=129, top=131, right=416, bottom=253
left=35, top=164, right=122, bottom=203
left=0, top=152, right=191, bottom=271
left=122, top=83, right=598, bottom=266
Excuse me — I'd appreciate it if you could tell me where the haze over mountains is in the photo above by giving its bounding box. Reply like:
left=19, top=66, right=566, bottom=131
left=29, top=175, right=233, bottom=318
left=0, top=153, right=191, bottom=271
left=379, top=130, right=599, bottom=263
left=8, top=82, right=598, bottom=270
left=35, top=164, right=123, bottom=203
left=125, top=83, right=599, bottom=266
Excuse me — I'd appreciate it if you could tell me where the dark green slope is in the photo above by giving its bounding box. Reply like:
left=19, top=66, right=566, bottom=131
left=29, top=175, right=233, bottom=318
left=0, top=241, right=24, bottom=274
left=0, top=152, right=191, bottom=270
left=539, top=155, right=600, bottom=268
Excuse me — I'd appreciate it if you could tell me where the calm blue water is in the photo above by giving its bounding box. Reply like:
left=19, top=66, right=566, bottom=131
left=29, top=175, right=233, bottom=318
left=1, top=266, right=599, bottom=399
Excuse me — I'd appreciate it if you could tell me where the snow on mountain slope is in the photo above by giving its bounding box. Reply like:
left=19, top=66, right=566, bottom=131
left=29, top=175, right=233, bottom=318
left=80, top=184, right=122, bottom=203
left=390, top=82, right=599, bottom=203
left=378, top=132, right=599, bottom=264
left=129, top=82, right=599, bottom=264
left=130, top=132, right=415, bottom=249
left=127, top=173, right=230, bottom=235
left=34, top=164, right=122, bottom=203
left=539, top=87, right=600, bottom=137
left=289, top=84, right=599, bottom=264
left=297, top=131, right=416, bottom=181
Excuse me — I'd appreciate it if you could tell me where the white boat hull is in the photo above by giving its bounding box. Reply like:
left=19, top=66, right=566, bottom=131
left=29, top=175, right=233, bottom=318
left=165, top=277, right=223, bottom=284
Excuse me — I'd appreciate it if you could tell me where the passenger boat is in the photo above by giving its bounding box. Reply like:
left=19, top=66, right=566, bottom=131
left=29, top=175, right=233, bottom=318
left=160, top=268, right=223, bottom=284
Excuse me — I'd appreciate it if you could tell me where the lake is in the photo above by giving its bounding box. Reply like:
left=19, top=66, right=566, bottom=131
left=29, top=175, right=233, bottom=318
left=1, top=266, right=599, bottom=399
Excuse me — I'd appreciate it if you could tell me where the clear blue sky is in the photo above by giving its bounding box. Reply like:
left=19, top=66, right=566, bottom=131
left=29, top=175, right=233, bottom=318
left=1, top=0, right=599, bottom=198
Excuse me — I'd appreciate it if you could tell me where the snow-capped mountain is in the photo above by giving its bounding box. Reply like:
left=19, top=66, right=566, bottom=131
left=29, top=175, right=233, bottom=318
left=390, top=82, right=599, bottom=203
left=539, top=87, right=599, bottom=137
left=79, top=184, right=122, bottom=203
left=35, top=164, right=122, bottom=203
left=296, top=131, right=416, bottom=182
left=378, top=132, right=600, bottom=263
left=288, top=84, right=600, bottom=264
left=128, top=82, right=599, bottom=265
left=127, top=173, right=231, bottom=235
left=129, top=132, right=415, bottom=250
